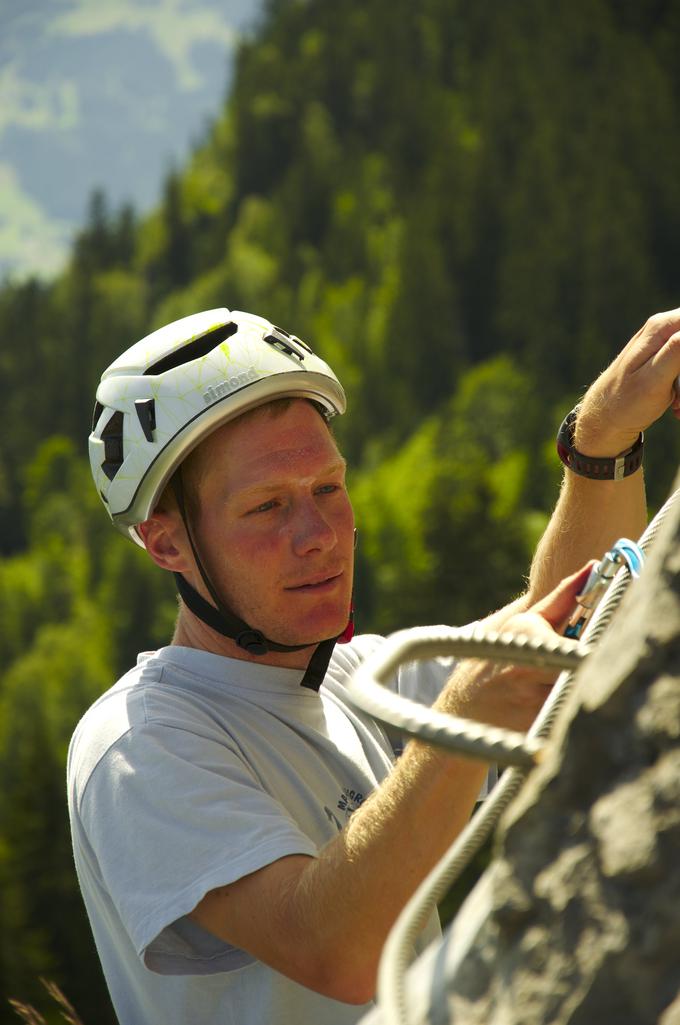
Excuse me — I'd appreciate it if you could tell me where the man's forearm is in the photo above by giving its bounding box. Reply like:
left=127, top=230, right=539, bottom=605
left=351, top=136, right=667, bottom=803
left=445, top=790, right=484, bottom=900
left=191, top=720, right=487, bottom=1003
left=527, top=469, right=647, bottom=602
left=291, top=728, right=488, bottom=1001
left=527, top=307, right=680, bottom=604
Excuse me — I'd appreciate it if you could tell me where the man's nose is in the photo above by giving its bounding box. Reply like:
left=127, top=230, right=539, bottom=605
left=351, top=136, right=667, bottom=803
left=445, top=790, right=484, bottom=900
left=291, top=498, right=336, bottom=554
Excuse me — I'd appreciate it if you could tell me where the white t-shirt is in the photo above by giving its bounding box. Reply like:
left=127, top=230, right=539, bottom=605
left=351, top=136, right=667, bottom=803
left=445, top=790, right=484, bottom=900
left=67, top=635, right=463, bottom=1025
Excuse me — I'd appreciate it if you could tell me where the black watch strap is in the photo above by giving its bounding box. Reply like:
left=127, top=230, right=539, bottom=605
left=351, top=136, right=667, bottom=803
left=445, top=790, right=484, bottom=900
left=557, top=407, right=644, bottom=480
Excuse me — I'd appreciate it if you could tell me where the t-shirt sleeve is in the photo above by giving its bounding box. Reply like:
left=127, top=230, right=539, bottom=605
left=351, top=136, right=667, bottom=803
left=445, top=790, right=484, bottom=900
left=77, top=722, right=317, bottom=975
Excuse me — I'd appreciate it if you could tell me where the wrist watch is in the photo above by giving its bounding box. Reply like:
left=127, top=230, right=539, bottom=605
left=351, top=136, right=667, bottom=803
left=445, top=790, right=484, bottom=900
left=557, top=407, right=644, bottom=480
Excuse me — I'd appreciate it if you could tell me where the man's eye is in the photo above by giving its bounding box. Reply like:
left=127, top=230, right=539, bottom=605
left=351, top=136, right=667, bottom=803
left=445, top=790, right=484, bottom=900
left=317, top=484, right=340, bottom=495
left=249, top=499, right=278, bottom=514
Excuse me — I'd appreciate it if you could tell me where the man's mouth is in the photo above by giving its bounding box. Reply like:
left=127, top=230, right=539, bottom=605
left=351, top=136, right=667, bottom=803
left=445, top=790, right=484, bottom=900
left=285, top=571, right=343, bottom=592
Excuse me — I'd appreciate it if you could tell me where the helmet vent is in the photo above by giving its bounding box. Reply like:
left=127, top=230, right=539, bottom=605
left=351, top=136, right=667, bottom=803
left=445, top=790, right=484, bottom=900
left=144, top=322, right=238, bottom=376
left=264, top=327, right=311, bottom=362
left=101, top=410, right=125, bottom=481
left=91, top=400, right=104, bottom=431
left=135, top=398, right=156, bottom=442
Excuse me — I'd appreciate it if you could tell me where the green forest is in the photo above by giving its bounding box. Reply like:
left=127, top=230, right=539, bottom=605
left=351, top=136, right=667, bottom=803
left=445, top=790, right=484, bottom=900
left=2, top=0, right=680, bottom=1020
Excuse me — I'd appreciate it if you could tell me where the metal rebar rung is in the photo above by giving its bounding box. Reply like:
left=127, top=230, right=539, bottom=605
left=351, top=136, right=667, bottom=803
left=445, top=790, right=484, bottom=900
left=345, top=626, right=583, bottom=767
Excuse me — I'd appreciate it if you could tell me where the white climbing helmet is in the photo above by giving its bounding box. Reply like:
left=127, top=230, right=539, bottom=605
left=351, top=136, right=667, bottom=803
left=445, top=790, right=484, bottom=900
left=89, top=308, right=346, bottom=546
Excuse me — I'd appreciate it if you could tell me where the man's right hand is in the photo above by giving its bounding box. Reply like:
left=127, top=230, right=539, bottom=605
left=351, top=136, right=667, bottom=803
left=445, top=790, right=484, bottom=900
left=439, top=562, right=593, bottom=734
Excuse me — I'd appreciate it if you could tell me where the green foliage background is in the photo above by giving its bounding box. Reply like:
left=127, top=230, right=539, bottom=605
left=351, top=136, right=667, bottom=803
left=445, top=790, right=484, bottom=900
left=1, top=0, right=680, bottom=1020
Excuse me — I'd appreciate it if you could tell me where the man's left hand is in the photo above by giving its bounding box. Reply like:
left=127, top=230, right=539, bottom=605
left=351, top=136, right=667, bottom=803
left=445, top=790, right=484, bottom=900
left=575, top=308, right=680, bottom=456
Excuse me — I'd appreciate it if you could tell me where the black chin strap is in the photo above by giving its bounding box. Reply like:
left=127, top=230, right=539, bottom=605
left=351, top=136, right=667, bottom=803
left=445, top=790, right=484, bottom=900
left=298, top=637, right=339, bottom=691
left=170, top=472, right=343, bottom=690
left=172, top=571, right=309, bottom=655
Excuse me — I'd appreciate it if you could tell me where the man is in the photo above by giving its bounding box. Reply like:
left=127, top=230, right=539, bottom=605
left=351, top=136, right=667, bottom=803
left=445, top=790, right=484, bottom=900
left=68, top=307, right=680, bottom=1024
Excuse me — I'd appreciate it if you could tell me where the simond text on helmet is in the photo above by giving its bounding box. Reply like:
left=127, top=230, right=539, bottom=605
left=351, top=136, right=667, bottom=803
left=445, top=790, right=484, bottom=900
left=202, top=367, right=259, bottom=405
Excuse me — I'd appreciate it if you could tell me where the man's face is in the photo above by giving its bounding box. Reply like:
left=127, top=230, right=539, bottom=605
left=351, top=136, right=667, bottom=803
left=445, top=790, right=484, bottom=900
left=189, top=400, right=355, bottom=648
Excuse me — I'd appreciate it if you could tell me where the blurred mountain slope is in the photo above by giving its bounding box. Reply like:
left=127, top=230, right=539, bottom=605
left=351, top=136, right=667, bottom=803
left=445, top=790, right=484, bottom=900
left=0, top=0, right=260, bottom=278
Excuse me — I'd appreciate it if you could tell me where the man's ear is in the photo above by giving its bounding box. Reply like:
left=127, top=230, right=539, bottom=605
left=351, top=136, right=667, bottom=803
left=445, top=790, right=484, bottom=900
left=138, top=512, right=192, bottom=573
